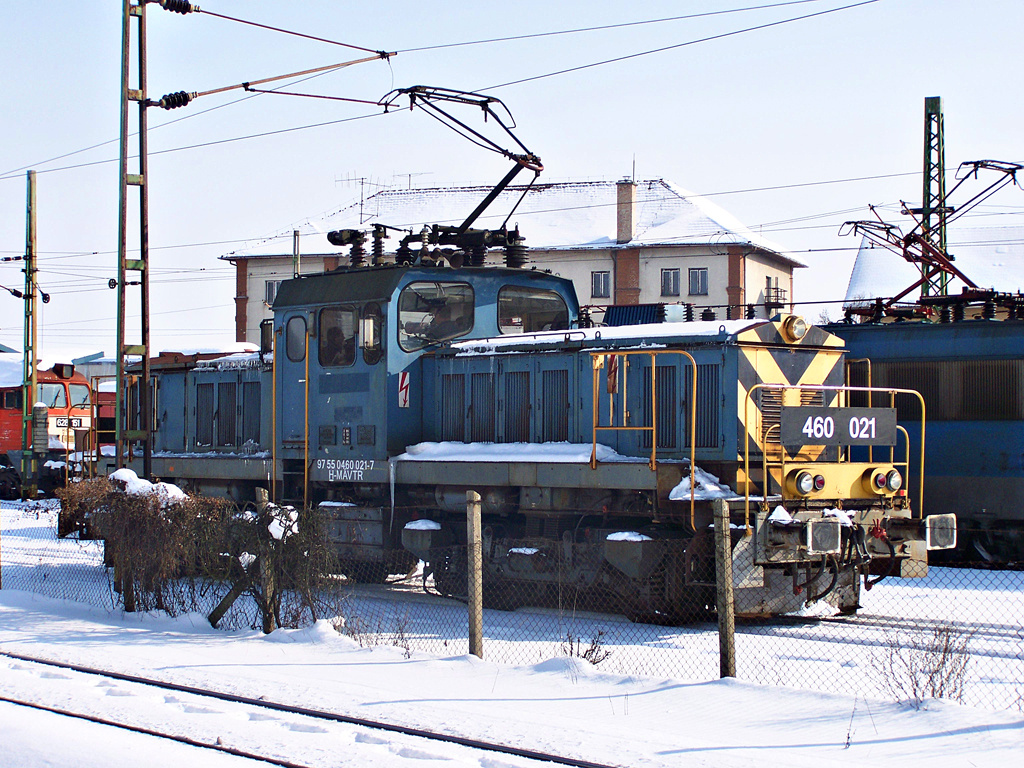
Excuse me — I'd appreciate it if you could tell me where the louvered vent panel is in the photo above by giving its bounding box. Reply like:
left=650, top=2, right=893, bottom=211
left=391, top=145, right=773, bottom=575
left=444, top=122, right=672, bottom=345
left=642, top=365, right=677, bottom=449
left=441, top=374, right=465, bottom=442
left=542, top=369, right=569, bottom=442
left=470, top=373, right=496, bottom=442
left=504, top=371, right=530, bottom=442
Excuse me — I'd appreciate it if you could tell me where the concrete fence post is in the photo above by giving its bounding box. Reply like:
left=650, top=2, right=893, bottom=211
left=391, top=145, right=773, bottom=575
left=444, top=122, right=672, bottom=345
left=467, top=490, right=484, bottom=659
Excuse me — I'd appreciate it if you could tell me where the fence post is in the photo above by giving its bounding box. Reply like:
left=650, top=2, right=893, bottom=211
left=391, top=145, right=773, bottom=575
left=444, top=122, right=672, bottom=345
left=256, top=488, right=277, bottom=634
left=467, top=490, right=484, bottom=659
left=713, top=497, right=736, bottom=678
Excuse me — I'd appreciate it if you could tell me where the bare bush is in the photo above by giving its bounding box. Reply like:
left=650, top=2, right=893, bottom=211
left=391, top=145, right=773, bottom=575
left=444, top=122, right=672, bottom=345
left=226, top=501, right=346, bottom=633
left=56, top=478, right=230, bottom=613
left=562, top=630, right=612, bottom=666
left=871, top=624, right=973, bottom=708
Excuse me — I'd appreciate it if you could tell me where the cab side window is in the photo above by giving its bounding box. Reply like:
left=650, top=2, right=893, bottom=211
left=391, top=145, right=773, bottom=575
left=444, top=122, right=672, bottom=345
left=498, top=286, right=569, bottom=333
left=285, top=316, right=307, bottom=363
left=362, top=302, right=384, bottom=366
left=398, top=282, right=474, bottom=351
left=319, top=307, right=358, bottom=367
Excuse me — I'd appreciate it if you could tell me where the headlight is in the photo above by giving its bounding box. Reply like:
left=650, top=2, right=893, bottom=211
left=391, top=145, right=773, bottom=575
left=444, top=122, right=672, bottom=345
left=782, top=315, right=808, bottom=342
left=796, top=471, right=814, bottom=495
left=886, top=469, right=903, bottom=491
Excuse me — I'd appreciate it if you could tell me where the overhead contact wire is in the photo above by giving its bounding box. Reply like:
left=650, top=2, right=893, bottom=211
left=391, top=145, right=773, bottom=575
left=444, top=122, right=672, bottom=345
left=484, top=0, right=881, bottom=89
left=398, top=0, right=830, bottom=52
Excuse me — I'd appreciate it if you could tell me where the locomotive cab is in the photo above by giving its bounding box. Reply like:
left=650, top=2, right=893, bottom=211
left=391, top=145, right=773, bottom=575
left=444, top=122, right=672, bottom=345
left=270, top=264, right=579, bottom=576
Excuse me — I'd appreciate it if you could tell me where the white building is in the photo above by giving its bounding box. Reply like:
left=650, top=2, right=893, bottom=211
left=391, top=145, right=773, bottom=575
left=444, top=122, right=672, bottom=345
left=222, top=179, right=801, bottom=343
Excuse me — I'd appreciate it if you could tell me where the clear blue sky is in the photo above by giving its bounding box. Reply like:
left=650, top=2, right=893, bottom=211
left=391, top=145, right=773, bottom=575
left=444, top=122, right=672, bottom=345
left=1, top=0, right=1021, bottom=356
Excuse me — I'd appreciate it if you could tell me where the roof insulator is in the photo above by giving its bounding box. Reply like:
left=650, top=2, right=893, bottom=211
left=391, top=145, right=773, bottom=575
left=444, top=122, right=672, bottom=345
left=160, top=0, right=199, bottom=14
left=155, top=91, right=194, bottom=110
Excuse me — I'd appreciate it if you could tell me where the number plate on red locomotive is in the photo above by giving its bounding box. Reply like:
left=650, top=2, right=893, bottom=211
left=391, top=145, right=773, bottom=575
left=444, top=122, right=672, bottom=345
left=55, top=417, right=83, bottom=428
left=779, top=406, right=897, bottom=446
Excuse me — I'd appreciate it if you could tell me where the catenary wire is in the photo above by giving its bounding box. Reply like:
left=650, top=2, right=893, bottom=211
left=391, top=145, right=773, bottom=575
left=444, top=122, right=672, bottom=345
left=0, top=2, right=878, bottom=182
left=0, top=0, right=831, bottom=176
left=483, top=0, right=880, bottom=90
left=397, top=0, right=831, bottom=52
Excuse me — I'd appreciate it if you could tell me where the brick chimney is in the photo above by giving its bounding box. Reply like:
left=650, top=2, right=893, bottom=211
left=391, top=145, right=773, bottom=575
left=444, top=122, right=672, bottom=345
left=616, top=178, right=636, bottom=244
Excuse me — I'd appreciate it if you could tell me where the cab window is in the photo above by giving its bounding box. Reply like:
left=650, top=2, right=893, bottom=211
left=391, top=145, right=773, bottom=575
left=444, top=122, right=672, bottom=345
left=319, top=307, right=357, bottom=367
left=285, top=316, right=307, bottom=362
left=498, top=286, right=569, bottom=334
left=38, top=383, right=67, bottom=409
left=361, top=302, right=384, bottom=366
left=69, top=384, right=91, bottom=408
left=398, top=282, right=474, bottom=351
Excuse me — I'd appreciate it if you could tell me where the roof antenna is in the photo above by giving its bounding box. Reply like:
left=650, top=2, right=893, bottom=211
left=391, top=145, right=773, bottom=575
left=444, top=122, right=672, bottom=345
left=632, top=154, right=636, bottom=183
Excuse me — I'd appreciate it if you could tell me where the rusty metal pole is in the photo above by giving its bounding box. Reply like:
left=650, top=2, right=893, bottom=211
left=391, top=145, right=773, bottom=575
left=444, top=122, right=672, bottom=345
left=714, top=497, right=737, bottom=678
left=116, top=0, right=152, bottom=476
left=21, top=170, right=38, bottom=498
left=467, top=490, right=484, bottom=659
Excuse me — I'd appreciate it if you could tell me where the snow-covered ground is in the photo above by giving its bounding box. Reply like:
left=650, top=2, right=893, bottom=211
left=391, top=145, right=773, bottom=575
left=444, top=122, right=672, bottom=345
left=1, top=501, right=1023, bottom=766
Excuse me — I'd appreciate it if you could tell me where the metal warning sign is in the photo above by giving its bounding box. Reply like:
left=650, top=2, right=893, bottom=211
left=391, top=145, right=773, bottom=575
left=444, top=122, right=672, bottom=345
left=398, top=370, right=410, bottom=408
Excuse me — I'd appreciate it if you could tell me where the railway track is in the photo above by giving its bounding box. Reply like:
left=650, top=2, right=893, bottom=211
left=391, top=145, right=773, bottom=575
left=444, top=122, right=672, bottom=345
left=0, top=649, right=618, bottom=768
left=818, top=612, right=1024, bottom=643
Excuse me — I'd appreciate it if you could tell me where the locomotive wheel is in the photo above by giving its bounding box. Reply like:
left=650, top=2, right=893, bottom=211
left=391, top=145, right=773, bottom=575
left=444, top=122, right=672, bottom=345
left=0, top=469, right=21, bottom=501
left=432, top=551, right=467, bottom=599
left=342, top=562, right=389, bottom=584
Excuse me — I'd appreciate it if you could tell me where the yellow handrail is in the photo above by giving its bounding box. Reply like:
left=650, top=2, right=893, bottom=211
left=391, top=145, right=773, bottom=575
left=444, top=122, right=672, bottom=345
left=589, top=349, right=698, bottom=528
left=743, top=383, right=927, bottom=531
left=271, top=328, right=280, bottom=503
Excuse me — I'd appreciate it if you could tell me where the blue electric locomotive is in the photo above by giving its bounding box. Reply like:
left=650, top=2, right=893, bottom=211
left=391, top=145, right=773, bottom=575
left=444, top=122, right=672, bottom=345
left=113, top=253, right=956, bottom=620
left=831, top=316, right=1024, bottom=562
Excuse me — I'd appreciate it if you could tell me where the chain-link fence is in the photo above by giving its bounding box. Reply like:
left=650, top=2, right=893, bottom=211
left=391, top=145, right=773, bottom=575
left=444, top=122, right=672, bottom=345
left=3, top=501, right=1021, bottom=712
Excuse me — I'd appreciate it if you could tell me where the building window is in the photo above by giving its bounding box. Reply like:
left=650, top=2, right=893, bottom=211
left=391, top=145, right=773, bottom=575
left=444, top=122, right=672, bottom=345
left=661, top=268, right=680, bottom=297
left=591, top=271, right=611, bottom=299
left=688, top=267, right=709, bottom=296
left=265, top=280, right=282, bottom=305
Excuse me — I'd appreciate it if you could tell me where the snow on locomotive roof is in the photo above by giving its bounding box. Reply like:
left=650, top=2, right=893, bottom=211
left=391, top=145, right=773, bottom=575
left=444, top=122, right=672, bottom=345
left=450, top=318, right=762, bottom=355
left=158, top=342, right=258, bottom=356
left=0, top=353, right=78, bottom=388
left=224, top=179, right=799, bottom=266
left=845, top=225, right=1024, bottom=302
left=193, top=351, right=264, bottom=370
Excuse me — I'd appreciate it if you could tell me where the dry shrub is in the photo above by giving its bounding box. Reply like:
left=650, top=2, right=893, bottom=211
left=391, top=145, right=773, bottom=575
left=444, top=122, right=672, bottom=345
left=57, top=479, right=346, bottom=631
left=562, top=630, right=612, bottom=665
left=871, top=624, right=973, bottom=709
left=56, top=477, right=230, bottom=613
left=225, top=502, right=346, bottom=632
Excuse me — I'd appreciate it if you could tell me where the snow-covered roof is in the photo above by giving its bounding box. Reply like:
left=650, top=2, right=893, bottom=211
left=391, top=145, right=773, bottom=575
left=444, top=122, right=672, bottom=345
left=157, top=343, right=258, bottom=357
left=845, top=226, right=1024, bottom=303
left=0, top=353, right=77, bottom=388
left=450, top=319, right=760, bottom=355
left=223, top=179, right=799, bottom=266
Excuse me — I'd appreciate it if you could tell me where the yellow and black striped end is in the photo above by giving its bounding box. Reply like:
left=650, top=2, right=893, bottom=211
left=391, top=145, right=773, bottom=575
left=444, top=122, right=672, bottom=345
left=735, top=321, right=846, bottom=470
left=735, top=318, right=845, bottom=349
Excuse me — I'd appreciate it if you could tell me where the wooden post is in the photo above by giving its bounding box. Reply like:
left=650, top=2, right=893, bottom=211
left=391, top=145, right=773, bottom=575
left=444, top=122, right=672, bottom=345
left=714, top=497, right=736, bottom=678
left=467, top=490, right=484, bottom=659
left=256, top=488, right=277, bottom=634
